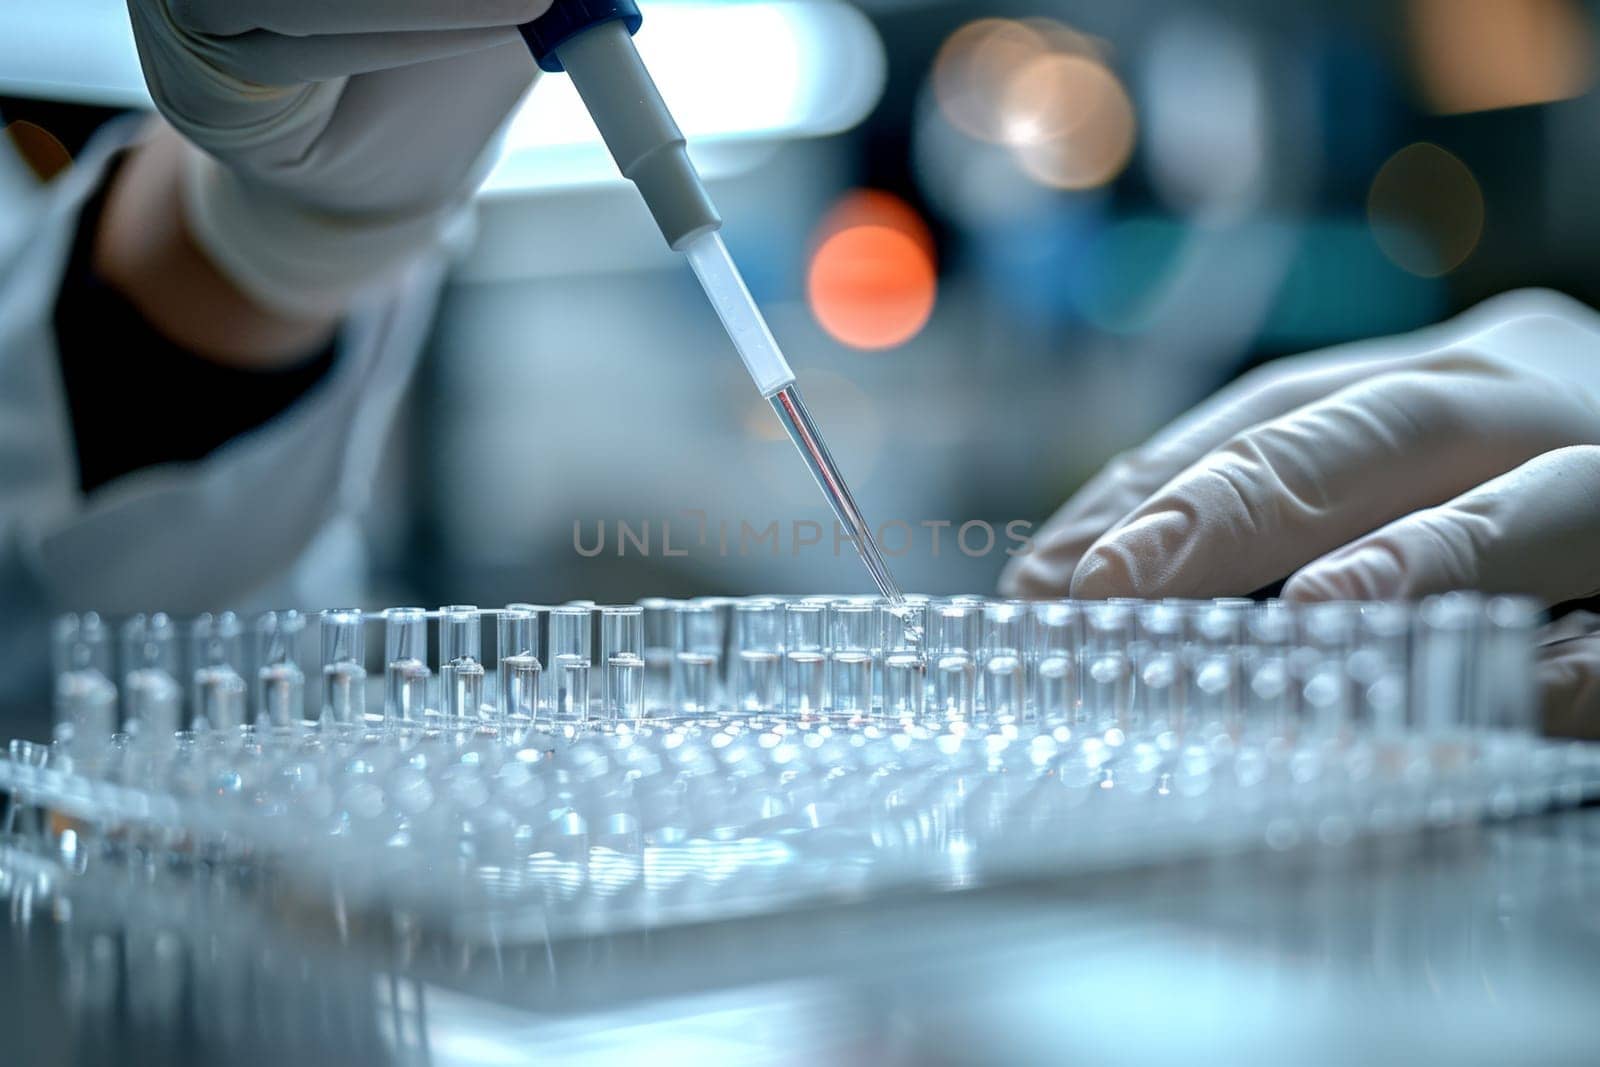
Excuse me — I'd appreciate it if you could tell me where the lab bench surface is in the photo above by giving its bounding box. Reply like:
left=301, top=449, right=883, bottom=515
left=4, top=808, right=1600, bottom=1066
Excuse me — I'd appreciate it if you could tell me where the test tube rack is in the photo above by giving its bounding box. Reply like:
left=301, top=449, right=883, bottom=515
left=6, top=594, right=1597, bottom=941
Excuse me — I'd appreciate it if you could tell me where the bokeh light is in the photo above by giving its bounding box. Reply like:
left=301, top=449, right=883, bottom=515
left=813, top=188, right=936, bottom=260
left=807, top=190, right=937, bottom=351
left=912, top=91, right=1059, bottom=230
left=930, top=17, right=1136, bottom=193
left=1000, top=53, right=1105, bottom=147
left=1410, top=0, right=1596, bottom=114
left=1367, top=142, right=1484, bottom=277
left=933, top=19, right=1054, bottom=143
left=1003, top=54, right=1137, bottom=190
left=1019, top=15, right=1101, bottom=57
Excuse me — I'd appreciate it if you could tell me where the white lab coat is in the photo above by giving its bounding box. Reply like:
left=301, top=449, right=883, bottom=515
left=0, top=118, right=441, bottom=736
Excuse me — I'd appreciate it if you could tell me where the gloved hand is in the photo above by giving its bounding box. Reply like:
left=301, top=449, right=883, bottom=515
left=125, top=0, right=552, bottom=316
left=999, top=292, right=1600, bottom=735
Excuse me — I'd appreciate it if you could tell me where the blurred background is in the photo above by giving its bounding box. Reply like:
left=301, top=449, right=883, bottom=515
left=5, top=0, right=1600, bottom=606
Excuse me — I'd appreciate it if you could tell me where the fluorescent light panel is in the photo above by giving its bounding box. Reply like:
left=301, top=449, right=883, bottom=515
left=0, top=1, right=885, bottom=192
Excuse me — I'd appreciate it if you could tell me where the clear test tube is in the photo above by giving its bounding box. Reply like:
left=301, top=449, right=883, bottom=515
left=1478, top=597, right=1542, bottom=809
left=52, top=613, right=117, bottom=744
left=733, top=599, right=783, bottom=714
left=1030, top=602, right=1079, bottom=726
left=1131, top=603, right=1185, bottom=739
left=438, top=605, right=485, bottom=722
left=639, top=597, right=678, bottom=714
left=672, top=601, right=721, bottom=717
left=1412, top=593, right=1482, bottom=736
left=549, top=605, right=593, bottom=722
left=384, top=608, right=431, bottom=725
left=600, top=606, right=645, bottom=722
left=254, top=610, right=305, bottom=730
left=1189, top=600, right=1245, bottom=741
left=564, top=599, right=601, bottom=676
left=506, top=601, right=549, bottom=655
left=929, top=603, right=980, bottom=722
left=319, top=609, right=367, bottom=726
left=899, top=592, right=933, bottom=639
left=1243, top=600, right=1296, bottom=744
left=506, top=602, right=551, bottom=707
left=895, top=591, right=933, bottom=686
left=1350, top=603, right=1409, bottom=739
left=1082, top=602, right=1132, bottom=734
left=497, top=607, right=541, bottom=725
left=981, top=602, right=1027, bottom=724
left=828, top=600, right=878, bottom=718
left=121, top=613, right=182, bottom=739
left=1477, top=597, right=1540, bottom=734
left=783, top=602, right=827, bottom=718
left=1299, top=602, right=1357, bottom=742
left=881, top=600, right=929, bottom=720
left=796, top=591, right=838, bottom=617
left=1161, top=598, right=1208, bottom=687
left=695, top=596, right=740, bottom=701
left=189, top=612, right=248, bottom=732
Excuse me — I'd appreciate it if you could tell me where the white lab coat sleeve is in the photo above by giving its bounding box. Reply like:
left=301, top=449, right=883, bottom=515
left=0, top=118, right=442, bottom=735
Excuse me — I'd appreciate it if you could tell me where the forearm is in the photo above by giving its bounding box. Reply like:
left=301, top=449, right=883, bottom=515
left=54, top=120, right=341, bottom=492
left=90, top=121, right=338, bottom=370
left=11, top=111, right=439, bottom=606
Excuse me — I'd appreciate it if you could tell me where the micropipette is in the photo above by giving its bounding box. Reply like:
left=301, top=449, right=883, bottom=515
left=518, top=1, right=905, bottom=605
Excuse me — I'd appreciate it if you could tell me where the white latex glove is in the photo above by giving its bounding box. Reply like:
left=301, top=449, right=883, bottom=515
left=999, top=291, right=1600, bottom=735
left=126, top=0, right=552, bottom=315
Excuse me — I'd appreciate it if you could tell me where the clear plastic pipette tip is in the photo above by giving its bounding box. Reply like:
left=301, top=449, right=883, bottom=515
left=769, top=384, right=905, bottom=605
left=682, top=232, right=905, bottom=605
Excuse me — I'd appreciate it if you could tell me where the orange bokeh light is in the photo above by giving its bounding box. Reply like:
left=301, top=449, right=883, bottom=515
left=1410, top=0, right=1596, bottom=114
left=813, top=189, right=936, bottom=260
left=807, top=191, right=937, bottom=351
